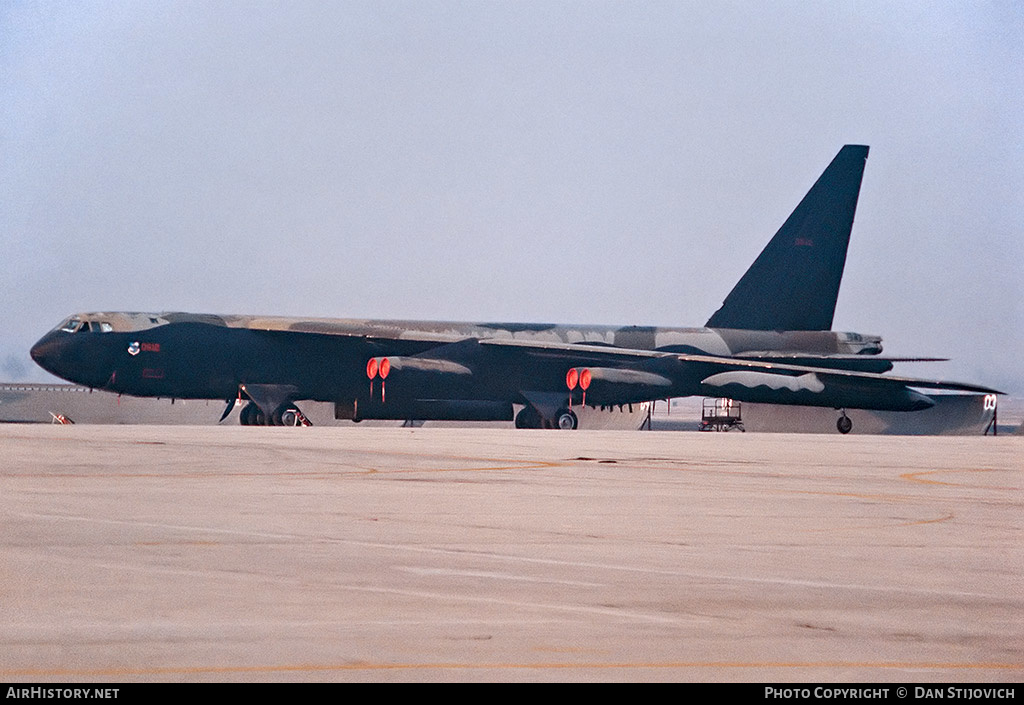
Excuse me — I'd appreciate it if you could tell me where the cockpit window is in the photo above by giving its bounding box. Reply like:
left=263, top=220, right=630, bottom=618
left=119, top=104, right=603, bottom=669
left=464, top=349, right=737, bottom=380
left=57, top=319, right=114, bottom=333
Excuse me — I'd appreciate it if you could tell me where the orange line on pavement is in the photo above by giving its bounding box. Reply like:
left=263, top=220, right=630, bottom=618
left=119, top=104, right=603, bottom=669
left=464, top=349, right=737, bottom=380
left=901, top=468, right=1018, bottom=490
left=5, top=661, right=1021, bottom=677
left=3, top=459, right=563, bottom=480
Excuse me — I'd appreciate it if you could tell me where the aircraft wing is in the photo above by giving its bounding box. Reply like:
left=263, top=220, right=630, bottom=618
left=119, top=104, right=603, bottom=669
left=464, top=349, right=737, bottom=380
left=245, top=327, right=998, bottom=417
left=475, top=337, right=1001, bottom=412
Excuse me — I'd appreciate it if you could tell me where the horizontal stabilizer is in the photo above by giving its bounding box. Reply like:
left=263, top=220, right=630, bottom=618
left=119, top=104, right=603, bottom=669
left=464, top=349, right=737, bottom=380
left=731, top=353, right=949, bottom=374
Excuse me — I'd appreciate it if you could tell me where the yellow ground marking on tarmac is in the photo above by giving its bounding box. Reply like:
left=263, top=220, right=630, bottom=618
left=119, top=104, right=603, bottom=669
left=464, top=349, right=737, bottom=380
left=13, top=515, right=1006, bottom=600
left=896, top=512, right=956, bottom=527
left=532, top=646, right=611, bottom=655
left=785, top=488, right=914, bottom=502
left=134, top=540, right=220, bottom=546
left=590, top=462, right=992, bottom=505
left=4, top=661, right=1021, bottom=678
left=6, top=436, right=1016, bottom=540
left=802, top=512, right=956, bottom=533
left=4, top=429, right=557, bottom=469
left=752, top=468, right=1019, bottom=513
left=2, top=455, right=565, bottom=480
left=901, top=468, right=1019, bottom=490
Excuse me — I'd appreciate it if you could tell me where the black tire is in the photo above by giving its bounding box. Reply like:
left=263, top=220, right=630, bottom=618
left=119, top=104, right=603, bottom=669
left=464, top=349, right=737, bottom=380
left=555, top=408, right=578, bottom=430
left=837, top=415, right=853, bottom=434
left=240, top=403, right=255, bottom=426
left=514, top=406, right=542, bottom=429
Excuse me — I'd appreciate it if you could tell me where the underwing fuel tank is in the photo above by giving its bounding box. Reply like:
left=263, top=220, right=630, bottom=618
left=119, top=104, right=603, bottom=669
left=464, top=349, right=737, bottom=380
left=699, top=371, right=935, bottom=411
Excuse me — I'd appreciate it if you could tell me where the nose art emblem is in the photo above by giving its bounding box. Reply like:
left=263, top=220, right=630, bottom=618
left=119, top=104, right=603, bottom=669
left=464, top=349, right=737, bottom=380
left=127, top=341, right=140, bottom=356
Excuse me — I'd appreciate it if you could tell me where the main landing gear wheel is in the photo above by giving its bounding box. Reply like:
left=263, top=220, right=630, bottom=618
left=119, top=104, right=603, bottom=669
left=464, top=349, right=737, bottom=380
left=240, top=399, right=309, bottom=426
left=555, top=408, right=578, bottom=430
left=514, top=406, right=542, bottom=429
left=239, top=402, right=266, bottom=426
left=274, top=406, right=307, bottom=426
left=278, top=408, right=299, bottom=426
left=837, top=413, right=853, bottom=434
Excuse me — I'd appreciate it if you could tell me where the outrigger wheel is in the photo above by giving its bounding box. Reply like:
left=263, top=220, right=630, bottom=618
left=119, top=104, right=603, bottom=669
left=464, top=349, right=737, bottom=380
left=837, top=412, right=853, bottom=434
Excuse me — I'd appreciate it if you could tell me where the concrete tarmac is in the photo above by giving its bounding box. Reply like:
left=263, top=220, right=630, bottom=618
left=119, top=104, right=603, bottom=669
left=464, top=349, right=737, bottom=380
left=1, top=426, right=1021, bottom=682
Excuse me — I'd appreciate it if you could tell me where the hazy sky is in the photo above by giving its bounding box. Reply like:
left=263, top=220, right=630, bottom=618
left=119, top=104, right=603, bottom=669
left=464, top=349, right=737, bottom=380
left=2, top=1, right=1021, bottom=391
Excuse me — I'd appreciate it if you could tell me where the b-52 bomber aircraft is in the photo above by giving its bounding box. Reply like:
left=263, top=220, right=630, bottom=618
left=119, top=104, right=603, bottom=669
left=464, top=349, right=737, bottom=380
left=30, top=145, right=999, bottom=432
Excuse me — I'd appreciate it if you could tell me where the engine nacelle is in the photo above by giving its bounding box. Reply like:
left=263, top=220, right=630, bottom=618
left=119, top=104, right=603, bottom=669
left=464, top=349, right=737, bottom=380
left=365, top=356, right=474, bottom=400
left=566, top=367, right=672, bottom=405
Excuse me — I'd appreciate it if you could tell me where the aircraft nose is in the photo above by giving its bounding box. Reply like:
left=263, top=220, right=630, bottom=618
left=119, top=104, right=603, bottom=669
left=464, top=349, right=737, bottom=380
left=30, top=332, right=64, bottom=376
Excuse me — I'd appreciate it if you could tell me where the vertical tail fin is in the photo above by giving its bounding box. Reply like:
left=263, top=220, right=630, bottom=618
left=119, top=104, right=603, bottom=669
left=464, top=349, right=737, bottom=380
left=705, top=145, right=869, bottom=331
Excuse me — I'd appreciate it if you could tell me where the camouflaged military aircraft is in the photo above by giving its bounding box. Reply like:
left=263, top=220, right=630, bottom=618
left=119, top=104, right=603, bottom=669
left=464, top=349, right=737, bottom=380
left=30, top=146, right=999, bottom=432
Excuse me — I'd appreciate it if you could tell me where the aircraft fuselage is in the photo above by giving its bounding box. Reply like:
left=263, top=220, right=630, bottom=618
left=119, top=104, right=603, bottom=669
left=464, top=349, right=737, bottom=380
left=30, top=312, right=883, bottom=407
